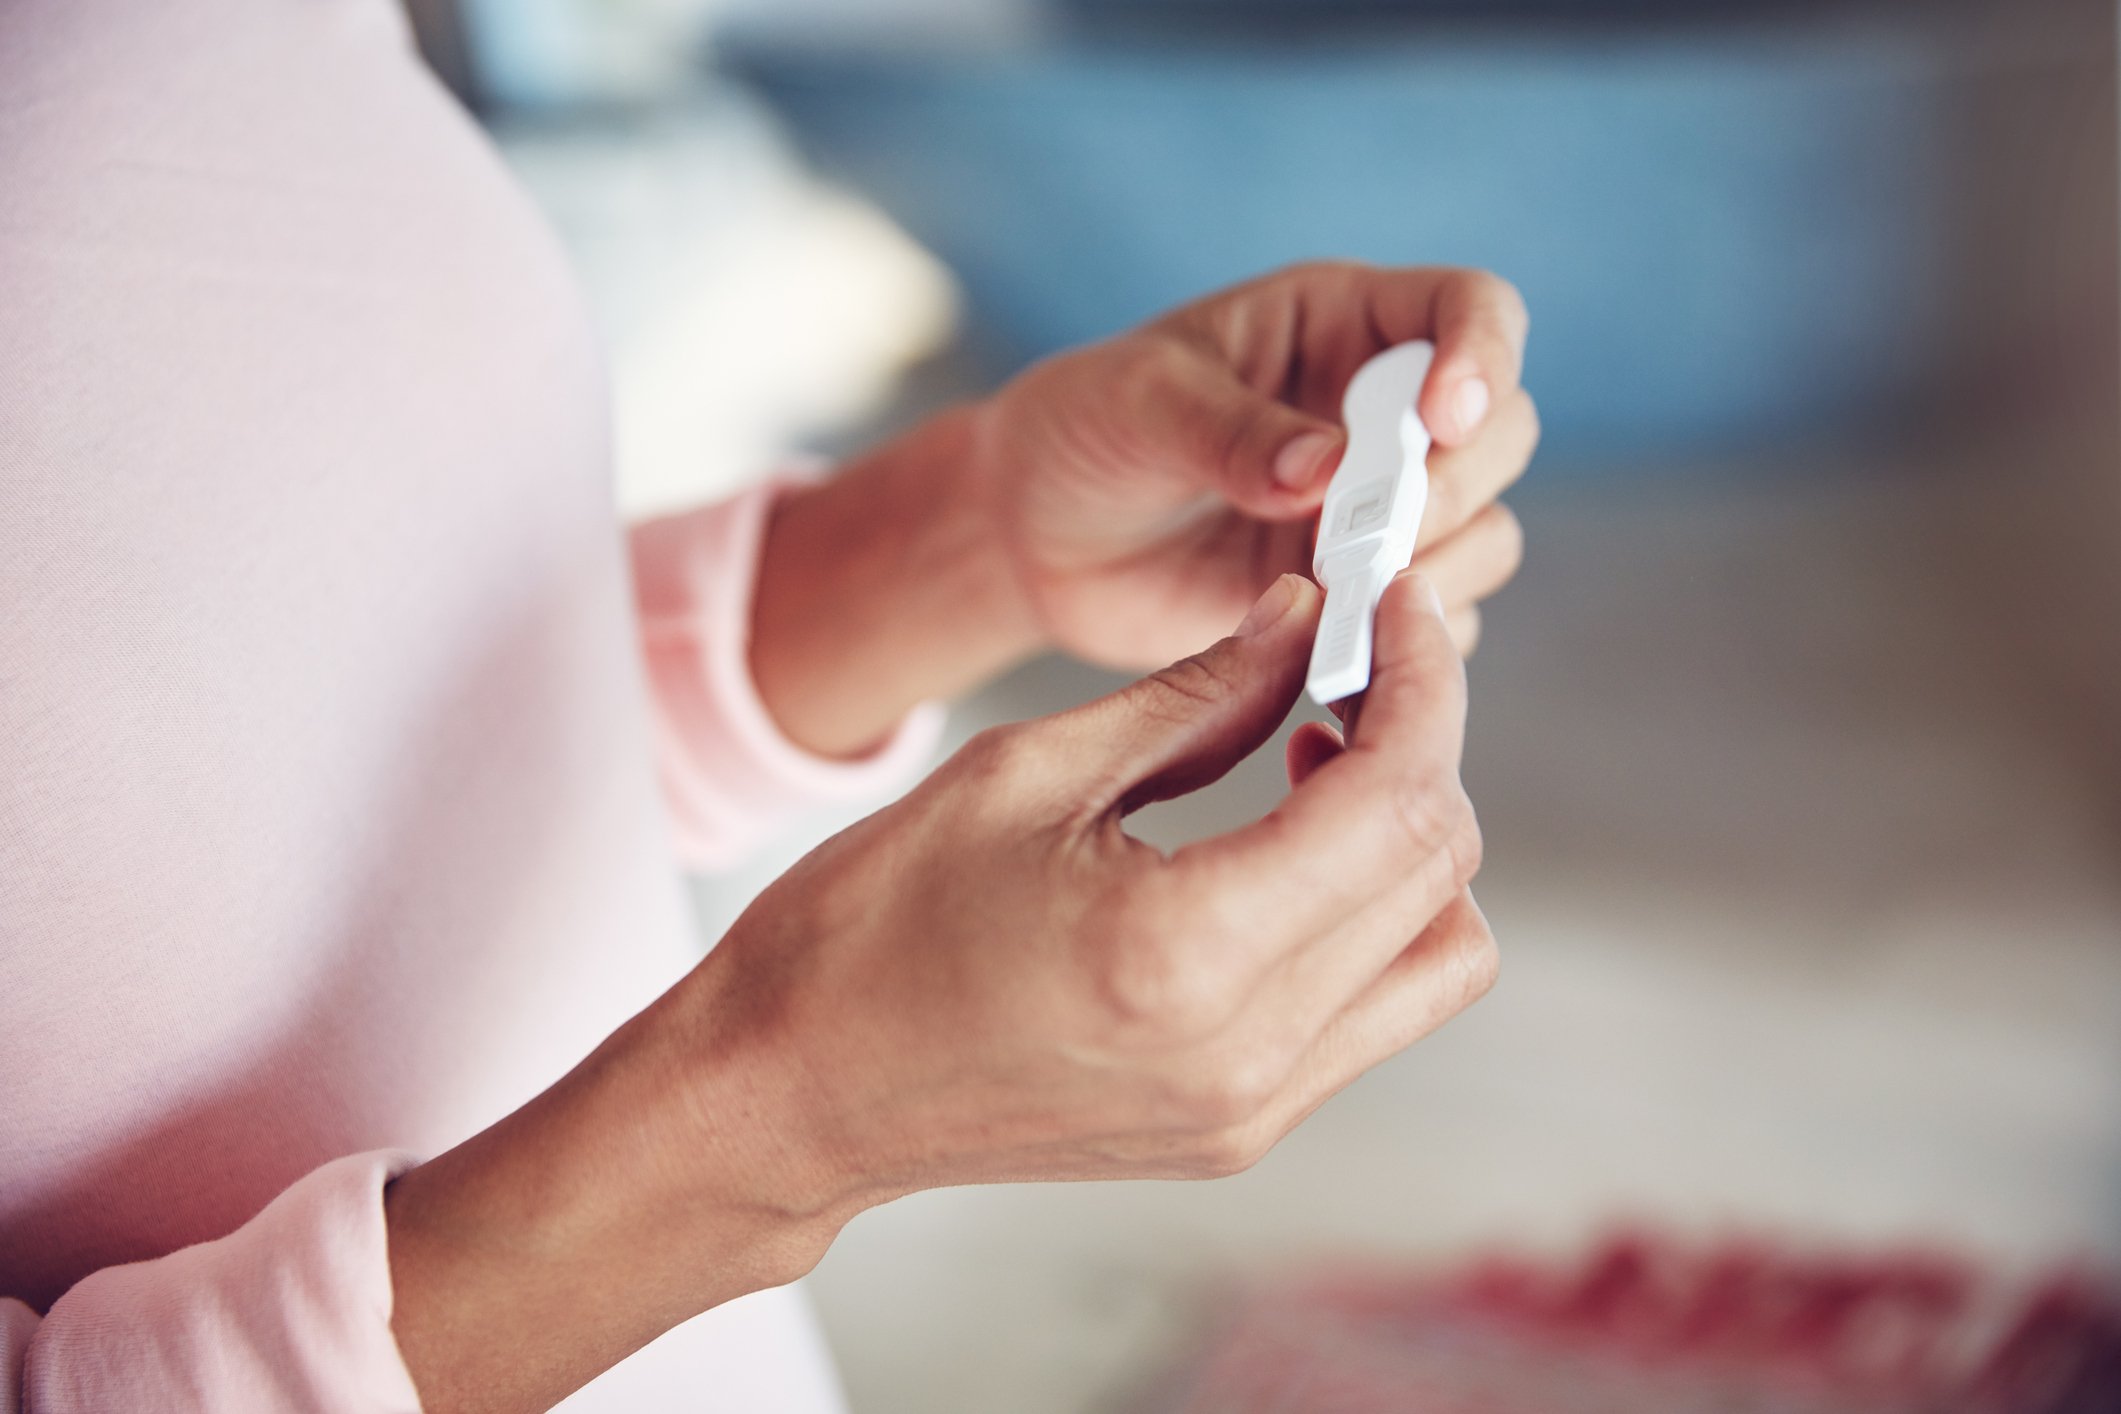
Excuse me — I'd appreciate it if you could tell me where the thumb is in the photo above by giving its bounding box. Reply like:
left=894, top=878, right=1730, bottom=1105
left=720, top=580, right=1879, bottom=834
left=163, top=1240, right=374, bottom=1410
left=1070, top=574, right=1322, bottom=816
left=1343, top=570, right=1468, bottom=765
left=1161, top=357, right=1345, bottom=518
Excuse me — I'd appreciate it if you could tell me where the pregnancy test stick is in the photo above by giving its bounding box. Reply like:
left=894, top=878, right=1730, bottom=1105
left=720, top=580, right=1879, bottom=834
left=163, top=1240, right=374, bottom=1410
left=1305, top=341, right=1435, bottom=706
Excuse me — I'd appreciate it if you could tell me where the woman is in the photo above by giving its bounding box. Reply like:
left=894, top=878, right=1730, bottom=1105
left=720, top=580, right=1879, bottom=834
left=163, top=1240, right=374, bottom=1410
left=0, top=0, right=1536, bottom=1409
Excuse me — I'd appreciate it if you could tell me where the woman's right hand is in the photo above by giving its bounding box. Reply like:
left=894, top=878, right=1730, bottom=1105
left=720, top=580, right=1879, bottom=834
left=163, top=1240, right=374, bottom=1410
left=385, top=568, right=1496, bottom=1414
left=696, top=566, right=1495, bottom=1202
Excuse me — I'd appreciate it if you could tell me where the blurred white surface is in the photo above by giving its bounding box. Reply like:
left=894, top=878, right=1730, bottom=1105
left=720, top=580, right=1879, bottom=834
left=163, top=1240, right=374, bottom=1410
left=498, top=97, right=955, bottom=516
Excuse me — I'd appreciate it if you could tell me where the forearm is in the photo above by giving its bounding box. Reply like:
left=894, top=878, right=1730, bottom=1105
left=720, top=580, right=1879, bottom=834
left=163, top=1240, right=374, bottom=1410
left=382, top=989, right=855, bottom=1414
left=750, top=406, right=1046, bottom=757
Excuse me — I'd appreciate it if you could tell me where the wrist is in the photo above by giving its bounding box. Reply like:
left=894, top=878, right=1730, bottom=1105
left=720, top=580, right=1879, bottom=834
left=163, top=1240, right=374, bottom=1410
left=750, top=405, right=1048, bottom=757
left=384, top=1004, right=851, bottom=1411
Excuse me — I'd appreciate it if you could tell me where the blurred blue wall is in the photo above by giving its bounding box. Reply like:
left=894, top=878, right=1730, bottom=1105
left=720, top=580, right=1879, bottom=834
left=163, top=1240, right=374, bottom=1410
left=734, top=27, right=1961, bottom=465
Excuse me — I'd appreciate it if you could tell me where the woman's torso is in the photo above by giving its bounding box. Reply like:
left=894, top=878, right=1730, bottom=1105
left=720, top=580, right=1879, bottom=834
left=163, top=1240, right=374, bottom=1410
left=0, top=1, right=841, bottom=1405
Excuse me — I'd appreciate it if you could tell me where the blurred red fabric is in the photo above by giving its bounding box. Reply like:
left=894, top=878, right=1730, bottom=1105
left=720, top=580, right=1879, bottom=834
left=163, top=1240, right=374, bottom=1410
left=1148, top=1237, right=2121, bottom=1413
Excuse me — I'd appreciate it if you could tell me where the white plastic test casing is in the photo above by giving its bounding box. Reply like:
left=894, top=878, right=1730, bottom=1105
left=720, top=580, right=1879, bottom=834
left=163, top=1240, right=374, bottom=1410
left=1305, top=340, right=1437, bottom=706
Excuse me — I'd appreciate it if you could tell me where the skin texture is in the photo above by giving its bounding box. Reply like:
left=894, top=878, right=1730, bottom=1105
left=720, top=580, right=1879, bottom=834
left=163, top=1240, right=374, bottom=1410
left=385, top=262, right=1537, bottom=1412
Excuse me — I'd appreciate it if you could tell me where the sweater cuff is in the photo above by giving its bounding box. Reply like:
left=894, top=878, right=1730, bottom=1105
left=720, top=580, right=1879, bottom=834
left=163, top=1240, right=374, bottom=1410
left=632, top=475, right=946, bottom=871
left=25, top=1150, right=424, bottom=1413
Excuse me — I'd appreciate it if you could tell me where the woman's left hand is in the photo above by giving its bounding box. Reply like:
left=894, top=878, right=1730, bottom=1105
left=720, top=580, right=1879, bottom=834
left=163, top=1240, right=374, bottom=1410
left=750, top=262, right=1537, bottom=757
left=975, top=261, right=1538, bottom=666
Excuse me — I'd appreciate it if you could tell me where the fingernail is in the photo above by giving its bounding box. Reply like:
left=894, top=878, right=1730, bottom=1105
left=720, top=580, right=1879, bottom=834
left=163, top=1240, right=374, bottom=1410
left=1453, top=378, right=1491, bottom=436
left=1272, top=431, right=1337, bottom=490
left=1237, top=574, right=1299, bottom=637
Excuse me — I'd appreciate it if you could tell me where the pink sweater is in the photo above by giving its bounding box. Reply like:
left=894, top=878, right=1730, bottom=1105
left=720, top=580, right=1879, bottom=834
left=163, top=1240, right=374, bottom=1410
left=0, top=0, right=942, bottom=1407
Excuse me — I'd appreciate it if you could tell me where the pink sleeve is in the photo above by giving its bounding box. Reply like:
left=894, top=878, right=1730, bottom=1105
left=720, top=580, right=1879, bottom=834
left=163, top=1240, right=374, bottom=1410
left=6, top=1152, right=424, bottom=1413
left=631, top=477, right=948, bottom=871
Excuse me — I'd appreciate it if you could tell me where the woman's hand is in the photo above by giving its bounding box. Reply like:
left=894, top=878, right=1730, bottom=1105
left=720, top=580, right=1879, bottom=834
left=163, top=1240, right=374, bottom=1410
left=976, top=261, right=1537, bottom=668
left=717, top=569, right=1492, bottom=1197
left=386, top=571, right=1496, bottom=1412
left=751, top=262, right=1536, bottom=756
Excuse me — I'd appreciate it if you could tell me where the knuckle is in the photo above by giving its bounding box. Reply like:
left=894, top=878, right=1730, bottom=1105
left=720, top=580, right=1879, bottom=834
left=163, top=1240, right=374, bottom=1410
left=1478, top=272, right=1532, bottom=338
left=1457, top=928, right=1502, bottom=1008
left=956, top=722, right=1041, bottom=789
left=1489, top=505, right=1526, bottom=575
left=1193, top=1121, right=1275, bottom=1179
left=1446, top=800, right=1486, bottom=889
left=1178, top=1045, right=1288, bottom=1129
left=1487, top=392, right=1540, bottom=469
left=1101, top=954, right=1232, bottom=1043
left=1090, top=890, right=1236, bottom=1040
left=1140, top=650, right=1239, bottom=721
left=1388, top=771, right=1473, bottom=864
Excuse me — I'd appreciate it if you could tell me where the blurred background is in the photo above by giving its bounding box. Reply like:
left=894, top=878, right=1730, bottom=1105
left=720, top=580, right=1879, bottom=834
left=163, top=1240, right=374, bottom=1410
left=410, top=0, right=2121, bottom=1407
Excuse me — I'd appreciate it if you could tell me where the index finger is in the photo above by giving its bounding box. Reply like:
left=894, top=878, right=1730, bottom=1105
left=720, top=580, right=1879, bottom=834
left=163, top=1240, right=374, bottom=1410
left=1284, top=264, right=1528, bottom=444
left=1182, top=262, right=1528, bottom=428
left=1170, top=570, right=1473, bottom=947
